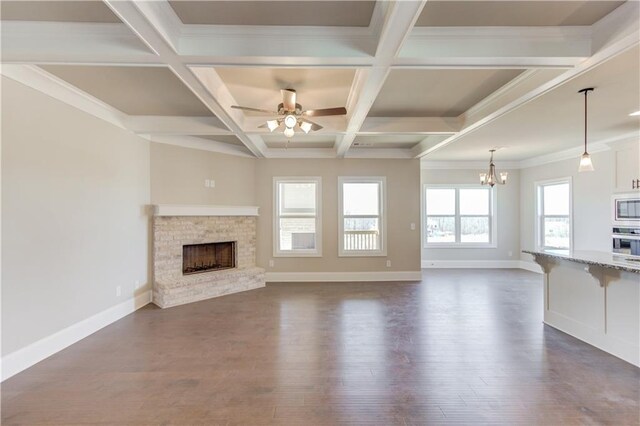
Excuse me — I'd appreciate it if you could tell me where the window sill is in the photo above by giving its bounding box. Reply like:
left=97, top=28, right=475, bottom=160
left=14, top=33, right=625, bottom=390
left=424, top=243, right=497, bottom=249
left=338, top=251, right=388, bottom=257
left=273, top=252, right=323, bottom=258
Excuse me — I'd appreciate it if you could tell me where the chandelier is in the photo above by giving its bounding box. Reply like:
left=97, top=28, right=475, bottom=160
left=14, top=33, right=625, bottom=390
left=479, top=149, right=507, bottom=187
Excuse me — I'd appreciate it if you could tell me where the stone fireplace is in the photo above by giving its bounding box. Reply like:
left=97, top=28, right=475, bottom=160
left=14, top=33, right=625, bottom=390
left=152, top=205, right=265, bottom=308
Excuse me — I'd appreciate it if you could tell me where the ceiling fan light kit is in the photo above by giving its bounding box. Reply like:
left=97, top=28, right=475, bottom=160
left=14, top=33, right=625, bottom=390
left=480, top=149, right=507, bottom=187
left=578, top=87, right=595, bottom=172
left=231, top=88, right=347, bottom=140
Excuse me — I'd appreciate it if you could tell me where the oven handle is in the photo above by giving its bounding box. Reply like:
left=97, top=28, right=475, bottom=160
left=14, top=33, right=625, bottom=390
left=612, top=234, right=640, bottom=240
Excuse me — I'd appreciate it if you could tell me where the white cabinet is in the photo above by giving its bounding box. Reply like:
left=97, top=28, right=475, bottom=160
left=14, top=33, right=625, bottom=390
left=614, top=141, right=640, bottom=193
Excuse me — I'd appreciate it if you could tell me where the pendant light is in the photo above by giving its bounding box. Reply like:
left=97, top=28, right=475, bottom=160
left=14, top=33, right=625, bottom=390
left=480, top=149, right=507, bottom=187
left=578, top=88, right=595, bottom=172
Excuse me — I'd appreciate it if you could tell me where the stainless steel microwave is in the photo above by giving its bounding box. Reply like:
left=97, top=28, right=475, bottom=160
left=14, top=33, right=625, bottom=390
left=612, top=193, right=640, bottom=226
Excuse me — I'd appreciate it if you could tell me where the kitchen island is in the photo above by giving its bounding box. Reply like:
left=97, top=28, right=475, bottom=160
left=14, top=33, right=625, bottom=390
left=524, top=249, right=639, bottom=366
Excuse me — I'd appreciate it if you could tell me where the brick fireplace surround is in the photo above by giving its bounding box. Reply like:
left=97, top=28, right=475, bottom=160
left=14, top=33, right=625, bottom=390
left=152, top=205, right=265, bottom=308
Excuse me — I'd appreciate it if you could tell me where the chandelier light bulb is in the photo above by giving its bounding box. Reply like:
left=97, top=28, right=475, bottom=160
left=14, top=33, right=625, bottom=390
left=500, top=172, right=508, bottom=184
left=284, top=114, right=297, bottom=129
left=283, top=127, right=295, bottom=139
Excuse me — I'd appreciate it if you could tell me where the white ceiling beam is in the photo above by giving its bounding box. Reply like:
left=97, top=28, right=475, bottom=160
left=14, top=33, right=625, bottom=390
left=103, top=0, right=267, bottom=158
left=125, top=116, right=231, bottom=136
left=335, top=0, right=428, bottom=157
left=0, top=21, right=160, bottom=65
left=0, top=64, right=129, bottom=130
left=149, top=135, right=254, bottom=158
left=358, top=117, right=460, bottom=134
left=399, top=26, right=591, bottom=69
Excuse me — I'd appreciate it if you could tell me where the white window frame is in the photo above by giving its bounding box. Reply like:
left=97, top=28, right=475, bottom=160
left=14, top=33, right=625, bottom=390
left=338, top=176, right=387, bottom=257
left=535, top=177, right=573, bottom=251
left=423, top=184, right=497, bottom=249
left=273, top=177, right=322, bottom=257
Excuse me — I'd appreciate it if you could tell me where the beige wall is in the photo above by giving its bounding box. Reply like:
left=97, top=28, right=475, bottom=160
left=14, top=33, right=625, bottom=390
left=1, top=77, right=151, bottom=356
left=520, top=150, right=614, bottom=262
left=421, top=168, right=521, bottom=262
left=150, top=142, right=255, bottom=206
left=255, top=158, right=421, bottom=272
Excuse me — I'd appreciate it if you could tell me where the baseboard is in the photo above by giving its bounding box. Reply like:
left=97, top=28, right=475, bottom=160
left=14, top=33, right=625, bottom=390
left=1, top=290, right=152, bottom=382
left=265, top=271, right=422, bottom=282
left=420, top=259, right=544, bottom=274
left=421, top=260, right=521, bottom=269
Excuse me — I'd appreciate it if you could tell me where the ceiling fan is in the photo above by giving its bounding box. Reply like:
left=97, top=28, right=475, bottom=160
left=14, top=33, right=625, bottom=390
left=231, top=89, right=347, bottom=138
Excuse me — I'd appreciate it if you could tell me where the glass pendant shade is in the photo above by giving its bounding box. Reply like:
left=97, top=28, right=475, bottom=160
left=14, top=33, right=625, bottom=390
left=266, top=120, right=279, bottom=132
left=500, top=172, right=508, bottom=184
left=300, top=121, right=312, bottom=134
left=579, top=152, right=594, bottom=172
left=283, top=127, right=295, bottom=138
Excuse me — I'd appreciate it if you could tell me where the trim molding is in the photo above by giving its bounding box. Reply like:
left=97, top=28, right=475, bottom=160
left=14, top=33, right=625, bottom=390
left=421, top=260, right=543, bottom=273
left=153, top=204, right=259, bottom=217
left=265, top=271, right=422, bottom=282
left=1, top=291, right=152, bottom=382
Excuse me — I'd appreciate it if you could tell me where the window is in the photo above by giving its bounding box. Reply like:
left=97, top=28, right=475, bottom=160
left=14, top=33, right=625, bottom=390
left=338, top=177, right=386, bottom=256
left=424, top=185, right=496, bottom=247
left=536, top=178, right=572, bottom=250
left=274, top=177, right=322, bottom=256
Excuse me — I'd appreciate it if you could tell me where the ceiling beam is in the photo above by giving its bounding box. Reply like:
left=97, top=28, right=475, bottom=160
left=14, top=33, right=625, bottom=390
left=150, top=135, right=254, bottom=158
left=335, top=0, right=427, bottom=157
left=125, top=116, right=231, bottom=136
left=103, top=0, right=267, bottom=157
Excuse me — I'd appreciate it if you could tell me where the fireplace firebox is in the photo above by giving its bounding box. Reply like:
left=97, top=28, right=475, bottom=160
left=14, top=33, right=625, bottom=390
left=182, top=241, right=236, bottom=275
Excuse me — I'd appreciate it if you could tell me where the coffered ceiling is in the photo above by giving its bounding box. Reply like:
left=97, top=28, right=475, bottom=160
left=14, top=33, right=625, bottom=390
left=169, top=1, right=376, bottom=26
left=416, top=1, right=625, bottom=27
left=0, top=1, right=120, bottom=23
left=1, top=0, right=638, bottom=162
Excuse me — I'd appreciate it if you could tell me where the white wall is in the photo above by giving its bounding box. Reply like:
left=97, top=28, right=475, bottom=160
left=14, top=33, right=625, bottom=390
left=520, top=150, right=614, bottom=261
left=421, top=168, right=521, bottom=264
left=1, top=77, right=151, bottom=357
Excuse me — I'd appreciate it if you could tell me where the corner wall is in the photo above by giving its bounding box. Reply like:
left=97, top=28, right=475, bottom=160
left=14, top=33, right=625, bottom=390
left=1, top=77, right=151, bottom=374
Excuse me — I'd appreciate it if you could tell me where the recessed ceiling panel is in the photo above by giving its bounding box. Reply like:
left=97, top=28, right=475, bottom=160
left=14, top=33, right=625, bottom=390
left=40, top=65, right=212, bottom=116
left=416, top=1, right=624, bottom=27
left=217, top=67, right=355, bottom=115
left=1, top=1, right=120, bottom=23
left=370, top=69, right=523, bottom=117
left=353, top=135, right=425, bottom=149
left=169, top=1, right=376, bottom=26
left=263, top=134, right=336, bottom=149
left=192, top=135, right=244, bottom=146
left=426, top=47, right=640, bottom=161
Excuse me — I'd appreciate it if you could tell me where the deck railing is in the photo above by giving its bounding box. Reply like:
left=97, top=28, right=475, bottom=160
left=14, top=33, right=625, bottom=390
left=344, top=230, right=379, bottom=251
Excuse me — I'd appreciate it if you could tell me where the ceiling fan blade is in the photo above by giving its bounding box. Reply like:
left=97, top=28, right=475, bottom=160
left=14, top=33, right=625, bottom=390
left=301, top=119, right=323, bottom=131
left=302, top=107, right=347, bottom=117
left=281, top=89, right=297, bottom=111
left=231, top=105, right=279, bottom=114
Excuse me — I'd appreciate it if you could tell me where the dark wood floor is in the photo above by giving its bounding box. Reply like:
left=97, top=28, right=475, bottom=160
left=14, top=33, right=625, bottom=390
left=2, top=269, right=639, bottom=425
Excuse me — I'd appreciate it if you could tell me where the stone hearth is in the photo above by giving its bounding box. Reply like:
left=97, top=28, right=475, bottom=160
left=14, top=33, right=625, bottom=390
left=152, top=206, right=265, bottom=308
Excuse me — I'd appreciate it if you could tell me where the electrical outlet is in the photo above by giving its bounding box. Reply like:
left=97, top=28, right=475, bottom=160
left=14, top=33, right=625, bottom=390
left=269, top=260, right=274, bottom=267
left=209, top=180, right=215, bottom=188
left=205, top=179, right=210, bottom=187
left=116, top=286, right=122, bottom=297
left=508, top=251, right=513, bottom=257
left=386, top=260, right=391, bottom=268
left=134, top=280, right=140, bottom=289
left=410, top=223, right=416, bottom=230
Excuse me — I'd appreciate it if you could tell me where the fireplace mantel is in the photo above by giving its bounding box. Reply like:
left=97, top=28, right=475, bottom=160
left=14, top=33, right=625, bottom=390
left=153, top=204, right=259, bottom=217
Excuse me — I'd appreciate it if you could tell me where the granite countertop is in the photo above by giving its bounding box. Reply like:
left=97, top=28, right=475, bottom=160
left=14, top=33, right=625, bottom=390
left=523, top=249, right=640, bottom=274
